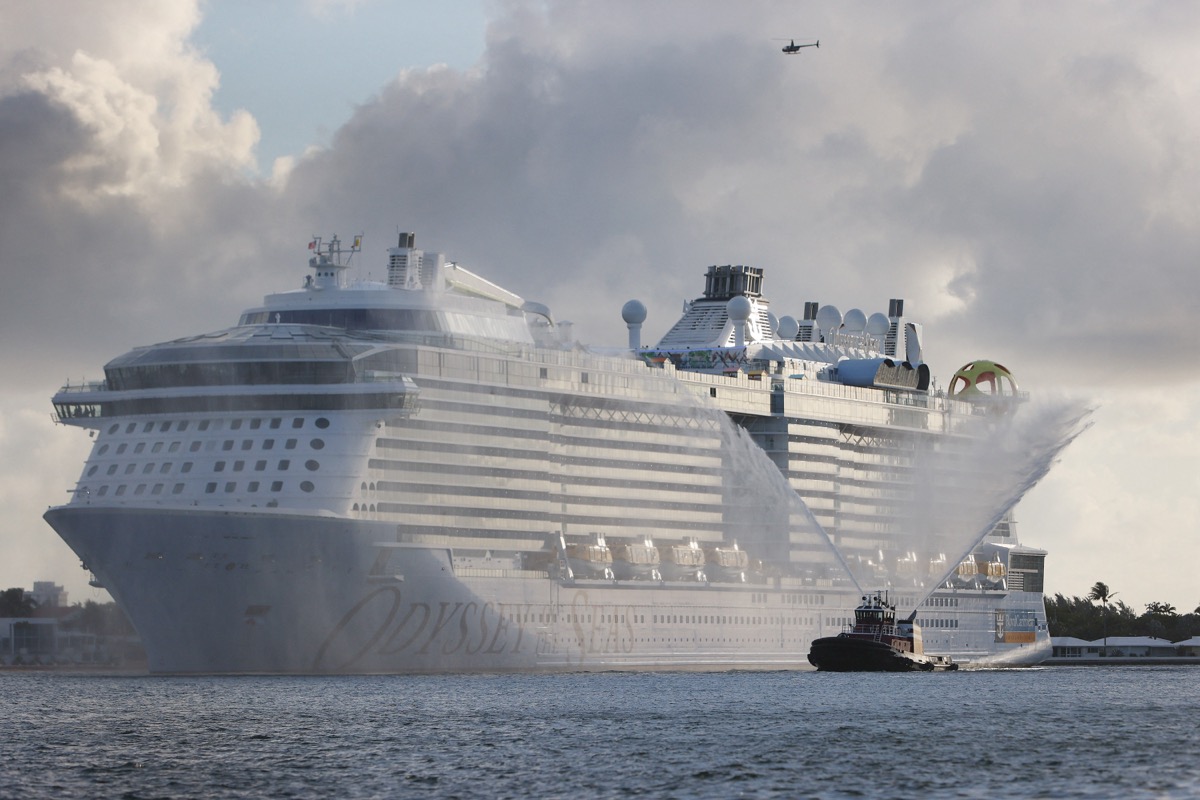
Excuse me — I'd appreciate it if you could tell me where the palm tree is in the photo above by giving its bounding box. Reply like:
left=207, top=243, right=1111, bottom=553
left=1145, top=601, right=1177, bottom=616
left=1088, top=581, right=1117, bottom=656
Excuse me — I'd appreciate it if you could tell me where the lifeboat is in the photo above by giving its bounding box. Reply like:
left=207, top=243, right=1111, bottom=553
left=564, top=533, right=614, bottom=580
left=950, top=558, right=980, bottom=590
left=982, top=553, right=1007, bottom=589
left=612, top=536, right=662, bottom=581
left=705, top=542, right=749, bottom=583
left=660, top=537, right=707, bottom=581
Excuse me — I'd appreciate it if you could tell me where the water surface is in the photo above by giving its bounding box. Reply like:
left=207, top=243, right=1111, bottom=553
left=2, top=667, right=1195, bottom=798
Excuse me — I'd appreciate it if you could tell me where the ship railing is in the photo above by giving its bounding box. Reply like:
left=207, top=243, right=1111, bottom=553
left=56, top=380, right=108, bottom=395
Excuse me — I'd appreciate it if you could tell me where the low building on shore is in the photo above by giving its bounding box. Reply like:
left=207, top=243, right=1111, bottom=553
left=1049, top=635, right=1199, bottom=664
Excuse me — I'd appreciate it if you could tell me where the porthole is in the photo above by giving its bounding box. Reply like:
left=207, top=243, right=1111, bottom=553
left=106, top=465, right=118, bottom=476
left=97, top=445, right=109, bottom=455
left=315, top=417, right=330, bottom=429
left=292, top=418, right=304, bottom=429
left=126, top=423, right=136, bottom=433
left=305, top=460, right=320, bottom=471
left=172, top=484, right=184, bottom=495
left=270, top=481, right=283, bottom=492
left=87, top=466, right=98, bottom=477
left=159, top=422, right=171, bottom=433
left=300, top=481, right=315, bottom=493
left=310, top=438, right=325, bottom=450
left=117, top=444, right=127, bottom=454
left=108, top=424, right=119, bottom=435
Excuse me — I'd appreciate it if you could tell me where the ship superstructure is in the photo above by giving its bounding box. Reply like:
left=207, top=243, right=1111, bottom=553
left=46, top=233, right=1051, bottom=673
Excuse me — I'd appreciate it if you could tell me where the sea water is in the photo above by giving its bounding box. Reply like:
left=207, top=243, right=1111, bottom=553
left=2, top=666, right=1196, bottom=799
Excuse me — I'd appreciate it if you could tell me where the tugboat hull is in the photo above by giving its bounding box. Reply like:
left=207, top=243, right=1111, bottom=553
left=808, top=636, right=959, bottom=672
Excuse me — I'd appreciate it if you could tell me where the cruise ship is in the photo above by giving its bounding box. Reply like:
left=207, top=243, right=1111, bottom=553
left=45, top=233, right=1070, bottom=673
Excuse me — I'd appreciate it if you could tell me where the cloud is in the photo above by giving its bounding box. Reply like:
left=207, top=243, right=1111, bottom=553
left=3, top=0, right=1199, bottom=611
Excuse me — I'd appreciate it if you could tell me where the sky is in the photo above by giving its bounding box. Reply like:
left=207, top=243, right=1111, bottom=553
left=1, top=0, right=1198, bottom=616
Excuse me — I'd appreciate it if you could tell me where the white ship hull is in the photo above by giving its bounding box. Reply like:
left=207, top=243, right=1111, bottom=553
left=46, top=505, right=1049, bottom=674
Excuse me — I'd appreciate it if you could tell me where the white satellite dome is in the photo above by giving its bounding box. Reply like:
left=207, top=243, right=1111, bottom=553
left=727, top=295, right=753, bottom=321
left=621, top=299, right=647, bottom=325
left=777, top=315, right=800, bottom=340
left=815, top=304, right=842, bottom=333
left=843, top=308, right=867, bottom=332
left=866, top=312, right=890, bottom=336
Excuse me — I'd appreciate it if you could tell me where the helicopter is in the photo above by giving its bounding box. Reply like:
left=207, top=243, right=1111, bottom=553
left=781, top=38, right=819, bottom=54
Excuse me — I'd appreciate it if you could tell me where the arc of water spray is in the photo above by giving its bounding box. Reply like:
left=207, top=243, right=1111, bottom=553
left=691, top=393, right=864, bottom=594
left=918, top=398, right=1094, bottom=607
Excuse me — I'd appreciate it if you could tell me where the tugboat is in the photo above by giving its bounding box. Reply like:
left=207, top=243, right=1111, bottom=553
left=807, top=592, right=958, bottom=672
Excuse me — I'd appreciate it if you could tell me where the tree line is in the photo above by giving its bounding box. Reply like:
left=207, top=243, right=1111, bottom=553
left=1044, top=582, right=1200, bottom=641
left=0, top=587, right=136, bottom=638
